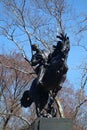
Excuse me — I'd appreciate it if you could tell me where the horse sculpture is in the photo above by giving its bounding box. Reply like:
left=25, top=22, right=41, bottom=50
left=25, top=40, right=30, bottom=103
left=20, top=33, right=70, bottom=117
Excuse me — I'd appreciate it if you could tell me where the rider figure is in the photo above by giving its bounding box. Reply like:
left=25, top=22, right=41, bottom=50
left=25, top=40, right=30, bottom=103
left=31, top=44, right=48, bottom=85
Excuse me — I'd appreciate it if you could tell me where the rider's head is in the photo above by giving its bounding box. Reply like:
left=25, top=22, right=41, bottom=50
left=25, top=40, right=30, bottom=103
left=31, top=44, right=39, bottom=51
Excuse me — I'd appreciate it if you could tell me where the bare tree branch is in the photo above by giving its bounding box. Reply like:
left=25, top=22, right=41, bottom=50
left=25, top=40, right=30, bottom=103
left=0, top=111, right=31, bottom=126
left=73, top=99, right=87, bottom=120
left=0, top=61, right=35, bottom=75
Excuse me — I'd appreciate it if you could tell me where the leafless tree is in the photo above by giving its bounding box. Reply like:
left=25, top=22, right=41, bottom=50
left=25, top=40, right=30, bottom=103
left=0, top=53, right=34, bottom=130
left=0, top=0, right=87, bottom=130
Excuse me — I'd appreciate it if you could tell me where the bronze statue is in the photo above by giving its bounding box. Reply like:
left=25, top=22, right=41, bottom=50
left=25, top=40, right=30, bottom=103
left=21, top=33, right=70, bottom=117
left=31, top=44, right=49, bottom=85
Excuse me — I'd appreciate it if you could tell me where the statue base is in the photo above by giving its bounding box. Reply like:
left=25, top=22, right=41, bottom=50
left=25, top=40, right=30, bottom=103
left=28, top=118, right=73, bottom=130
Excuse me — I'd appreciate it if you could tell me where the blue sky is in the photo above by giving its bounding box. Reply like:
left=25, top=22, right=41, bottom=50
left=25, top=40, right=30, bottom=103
left=0, top=0, right=87, bottom=90
left=71, top=0, right=87, bottom=12
left=66, top=0, right=87, bottom=89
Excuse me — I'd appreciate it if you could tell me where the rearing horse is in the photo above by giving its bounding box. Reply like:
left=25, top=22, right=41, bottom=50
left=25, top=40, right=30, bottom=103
left=20, top=33, right=70, bottom=117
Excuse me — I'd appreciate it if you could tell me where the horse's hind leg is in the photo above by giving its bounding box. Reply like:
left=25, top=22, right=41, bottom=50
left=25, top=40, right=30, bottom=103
left=36, top=105, right=42, bottom=117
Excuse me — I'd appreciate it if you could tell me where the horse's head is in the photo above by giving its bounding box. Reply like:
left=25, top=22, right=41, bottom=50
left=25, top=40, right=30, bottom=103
left=56, top=33, right=70, bottom=57
left=20, top=90, right=33, bottom=108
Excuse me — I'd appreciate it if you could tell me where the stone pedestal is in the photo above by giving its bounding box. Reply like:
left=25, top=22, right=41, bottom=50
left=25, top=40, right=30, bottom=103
left=29, top=118, right=73, bottom=130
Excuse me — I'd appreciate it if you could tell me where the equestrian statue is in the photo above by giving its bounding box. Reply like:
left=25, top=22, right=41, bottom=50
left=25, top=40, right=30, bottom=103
left=20, top=33, right=70, bottom=118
